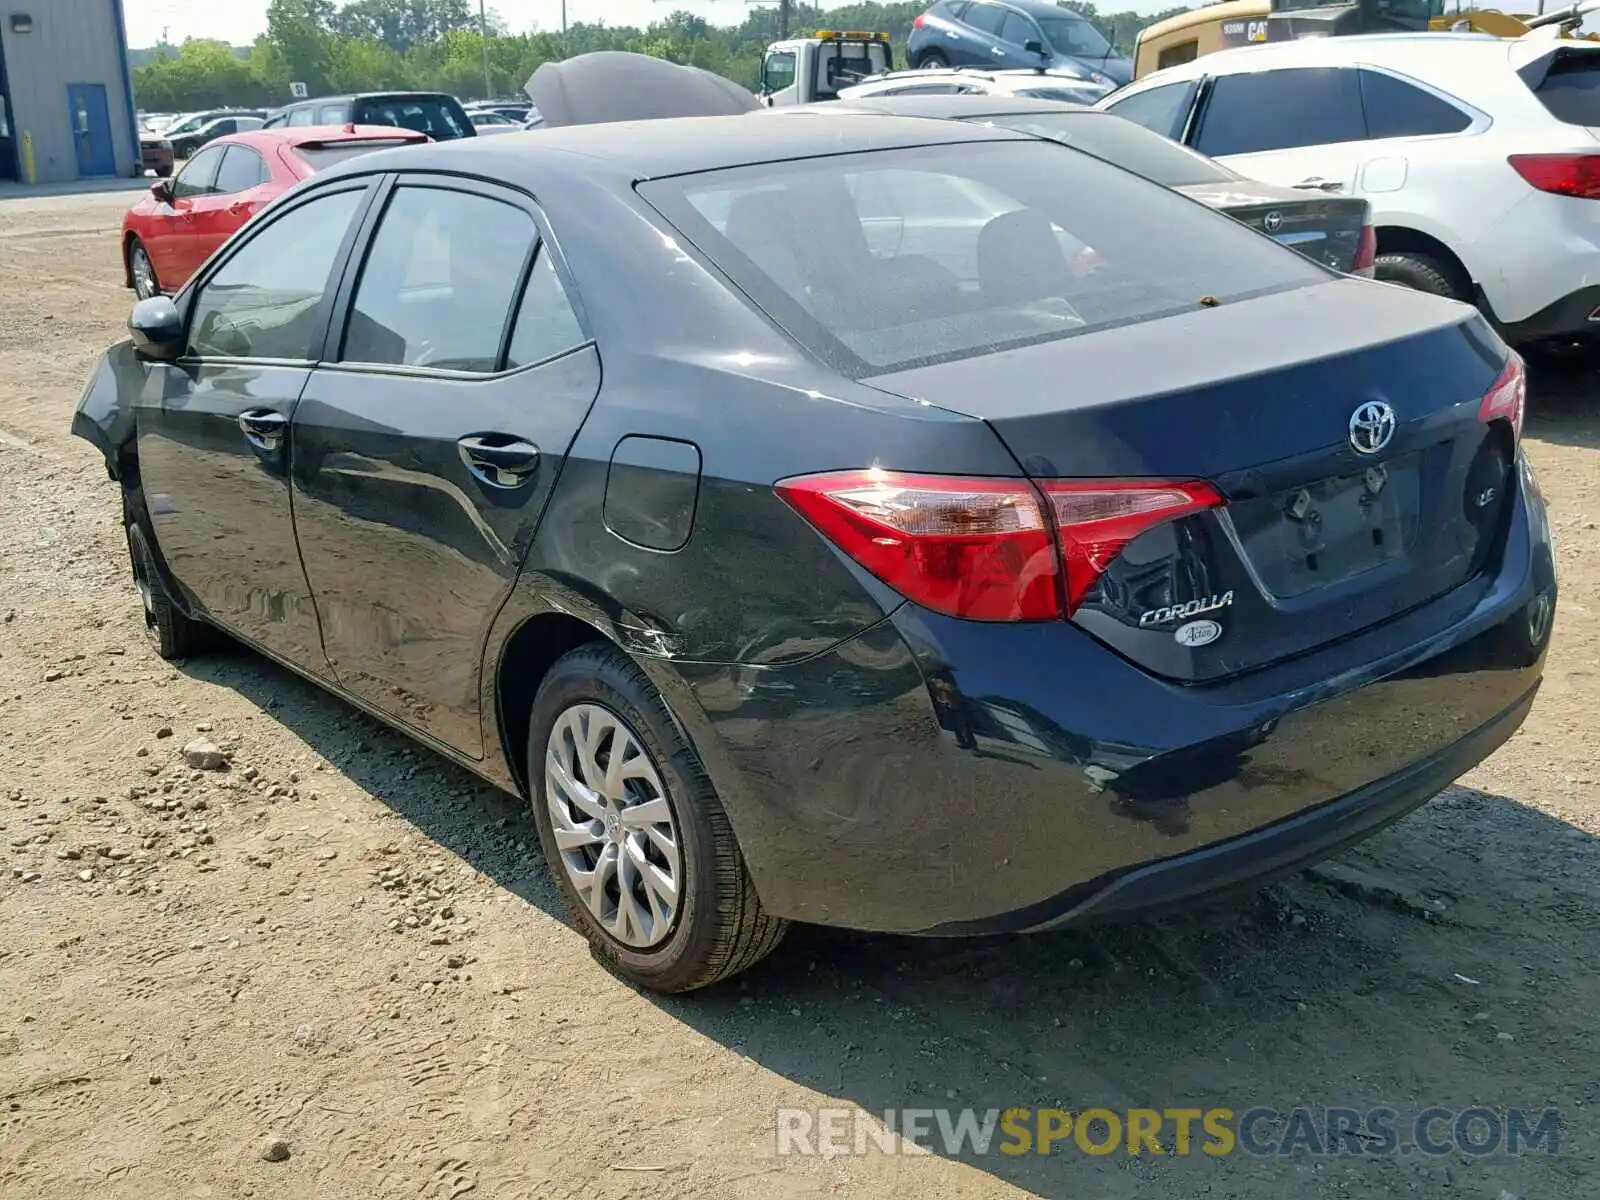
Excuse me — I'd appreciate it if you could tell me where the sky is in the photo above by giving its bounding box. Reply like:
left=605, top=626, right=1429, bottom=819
left=122, top=0, right=1182, bottom=47
left=125, top=1, right=785, bottom=47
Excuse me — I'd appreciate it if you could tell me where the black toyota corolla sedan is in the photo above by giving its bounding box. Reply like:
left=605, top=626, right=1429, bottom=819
left=73, top=110, right=1555, bottom=992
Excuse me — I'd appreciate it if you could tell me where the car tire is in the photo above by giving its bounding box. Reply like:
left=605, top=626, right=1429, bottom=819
left=127, top=238, right=160, bottom=300
left=125, top=514, right=214, bottom=660
left=918, top=50, right=950, bottom=69
left=527, top=642, right=786, bottom=993
left=1373, top=252, right=1465, bottom=301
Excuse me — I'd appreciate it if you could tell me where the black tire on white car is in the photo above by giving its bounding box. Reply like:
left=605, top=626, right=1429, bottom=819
left=1373, top=252, right=1465, bottom=301
left=527, top=642, right=786, bottom=992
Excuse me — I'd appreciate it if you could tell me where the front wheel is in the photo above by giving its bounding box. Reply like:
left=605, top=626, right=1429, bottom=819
left=125, top=516, right=215, bottom=660
left=128, top=238, right=160, bottom=300
left=918, top=50, right=950, bottom=69
left=527, top=643, right=786, bottom=993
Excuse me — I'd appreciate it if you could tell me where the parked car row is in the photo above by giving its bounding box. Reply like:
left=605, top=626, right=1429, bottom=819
left=85, top=52, right=1554, bottom=994
left=1099, top=31, right=1600, bottom=359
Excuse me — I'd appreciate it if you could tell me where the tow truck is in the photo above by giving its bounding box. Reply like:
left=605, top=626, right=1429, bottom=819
left=757, top=30, right=896, bottom=106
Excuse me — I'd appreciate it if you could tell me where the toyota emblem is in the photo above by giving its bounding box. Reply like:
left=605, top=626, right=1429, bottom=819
left=1349, top=401, right=1396, bottom=455
left=1262, top=210, right=1283, bottom=234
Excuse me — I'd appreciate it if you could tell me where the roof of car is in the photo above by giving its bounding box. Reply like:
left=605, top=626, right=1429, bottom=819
left=835, top=93, right=1094, bottom=119
left=992, top=0, right=1094, bottom=15
left=315, top=111, right=1031, bottom=185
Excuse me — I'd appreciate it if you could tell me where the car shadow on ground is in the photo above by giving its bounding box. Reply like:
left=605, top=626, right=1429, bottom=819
left=180, top=648, right=1594, bottom=1197
left=1527, top=362, right=1600, bottom=452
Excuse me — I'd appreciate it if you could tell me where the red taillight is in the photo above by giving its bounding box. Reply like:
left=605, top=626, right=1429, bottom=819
left=1478, top=353, right=1526, bottom=444
left=1508, top=153, right=1600, bottom=199
left=775, top=470, right=1222, bottom=621
left=1351, top=223, right=1376, bottom=277
left=1041, top=480, right=1225, bottom=613
left=913, top=13, right=926, bottom=27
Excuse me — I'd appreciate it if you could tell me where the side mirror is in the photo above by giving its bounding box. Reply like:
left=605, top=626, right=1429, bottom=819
left=128, top=296, right=185, bottom=361
left=150, top=179, right=171, bottom=203
left=1024, top=39, right=1047, bottom=57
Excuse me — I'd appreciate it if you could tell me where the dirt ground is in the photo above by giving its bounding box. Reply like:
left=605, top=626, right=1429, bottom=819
left=0, top=189, right=1595, bottom=1200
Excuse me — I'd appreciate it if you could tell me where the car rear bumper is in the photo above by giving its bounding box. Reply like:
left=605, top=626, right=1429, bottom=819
left=1482, top=281, right=1600, bottom=345
left=679, top=463, right=1554, bottom=934
left=140, top=146, right=173, bottom=170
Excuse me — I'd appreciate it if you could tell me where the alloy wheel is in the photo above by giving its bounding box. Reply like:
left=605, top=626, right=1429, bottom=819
left=544, top=703, right=681, bottom=949
left=130, top=245, right=158, bottom=300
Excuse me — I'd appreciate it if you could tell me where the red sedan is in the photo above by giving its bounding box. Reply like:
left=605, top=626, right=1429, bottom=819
left=123, top=125, right=428, bottom=299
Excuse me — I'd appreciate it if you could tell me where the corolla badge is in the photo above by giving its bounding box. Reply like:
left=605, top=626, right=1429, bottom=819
left=1139, top=590, right=1233, bottom=628
left=1174, top=619, right=1222, bottom=647
left=1349, top=401, right=1396, bottom=455
left=1262, top=210, right=1283, bottom=234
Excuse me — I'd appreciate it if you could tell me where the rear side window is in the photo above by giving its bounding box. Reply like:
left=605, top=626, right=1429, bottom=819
left=1195, top=68, right=1365, bottom=156
left=506, top=250, right=586, bottom=369
left=288, top=108, right=316, bottom=127
left=965, top=3, right=1008, bottom=36
left=342, top=186, right=537, bottom=373
left=317, top=104, right=347, bottom=124
left=1102, top=80, right=1198, bottom=141
left=643, top=140, right=1324, bottom=376
left=1520, top=49, right=1600, bottom=126
left=1358, top=69, right=1470, bottom=138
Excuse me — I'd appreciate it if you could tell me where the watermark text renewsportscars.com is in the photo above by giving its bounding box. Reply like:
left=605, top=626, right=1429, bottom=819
left=775, top=1106, right=1562, bottom=1158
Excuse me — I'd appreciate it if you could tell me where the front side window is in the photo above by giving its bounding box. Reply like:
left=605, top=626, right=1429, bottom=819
left=171, top=146, right=225, bottom=199
left=288, top=107, right=317, bottom=127
left=1194, top=68, right=1365, bottom=156
left=644, top=140, right=1324, bottom=377
left=317, top=104, right=348, bottom=124
left=1001, top=12, right=1040, bottom=46
left=1102, top=80, right=1198, bottom=141
left=342, top=186, right=537, bottom=373
left=188, top=188, right=365, bottom=359
left=1038, top=13, right=1112, bottom=58
left=764, top=51, right=797, bottom=92
left=213, top=145, right=267, bottom=194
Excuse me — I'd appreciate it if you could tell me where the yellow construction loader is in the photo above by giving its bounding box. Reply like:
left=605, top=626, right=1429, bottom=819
left=1134, top=0, right=1600, bottom=80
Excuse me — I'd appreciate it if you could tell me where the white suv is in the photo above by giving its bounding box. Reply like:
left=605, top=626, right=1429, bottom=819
left=1098, top=32, right=1600, bottom=353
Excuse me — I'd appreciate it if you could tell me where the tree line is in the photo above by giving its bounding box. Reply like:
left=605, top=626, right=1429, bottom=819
left=131, top=0, right=1189, bottom=113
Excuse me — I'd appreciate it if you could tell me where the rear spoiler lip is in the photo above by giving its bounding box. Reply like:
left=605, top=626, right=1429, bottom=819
left=291, top=136, right=429, bottom=150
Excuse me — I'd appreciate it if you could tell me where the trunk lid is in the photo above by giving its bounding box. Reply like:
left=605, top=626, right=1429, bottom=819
left=1178, top=181, right=1370, bottom=272
left=866, top=278, right=1515, bottom=682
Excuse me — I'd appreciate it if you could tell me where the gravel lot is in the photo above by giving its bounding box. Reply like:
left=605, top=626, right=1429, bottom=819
left=0, top=190, right=1596, bottom=1200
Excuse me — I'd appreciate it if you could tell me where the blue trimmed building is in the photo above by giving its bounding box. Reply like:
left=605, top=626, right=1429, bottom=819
left=0, top=0, right=139, bottom=184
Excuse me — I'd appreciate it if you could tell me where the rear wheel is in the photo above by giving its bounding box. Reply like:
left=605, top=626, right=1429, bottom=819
left=1373, top=251, right=1465, bottom=301
left=527, top=643, right=786, bottom=992
left=918, top=50, right=950, bottom=69
left=128, top=238, right=160, bottom=300
left=125, top=516, right=214, bottom=660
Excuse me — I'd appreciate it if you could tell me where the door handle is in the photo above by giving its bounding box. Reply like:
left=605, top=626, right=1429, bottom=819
left=458, top=434, right=540, bottom=489
left=238, top=408, right=287, bottom=453
left=1294, top=177, right=1344, bottom=193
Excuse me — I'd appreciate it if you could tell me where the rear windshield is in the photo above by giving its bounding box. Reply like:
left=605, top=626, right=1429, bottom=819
left=292, top=139, right=421, bottom=170
left=1520, top=49, right=1600, bottom=126
left=352, top=95, right=470, bottom=140
left=971, top=111, right=1235, bottom=187
left=641, top=140, right=1322, bottom=376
